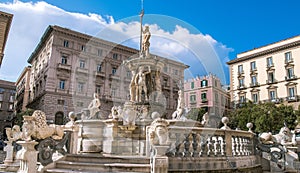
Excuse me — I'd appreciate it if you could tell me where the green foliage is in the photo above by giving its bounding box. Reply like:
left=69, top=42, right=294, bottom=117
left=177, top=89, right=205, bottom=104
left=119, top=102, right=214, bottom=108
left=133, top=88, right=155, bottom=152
left=14, top=109, right=35, bottom=127
left=228, top=102, right=297, bottom=133
left=185, top=108, right=206, bottom=121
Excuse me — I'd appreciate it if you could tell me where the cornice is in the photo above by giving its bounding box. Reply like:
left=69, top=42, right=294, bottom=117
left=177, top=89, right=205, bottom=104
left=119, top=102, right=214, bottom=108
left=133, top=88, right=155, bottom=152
left=227, top=40, right=300, bottom=65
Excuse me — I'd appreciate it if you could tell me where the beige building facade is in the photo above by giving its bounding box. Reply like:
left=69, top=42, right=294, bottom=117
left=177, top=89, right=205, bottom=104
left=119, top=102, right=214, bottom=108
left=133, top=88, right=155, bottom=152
left=0, top=11, right=13, bottom=67
left=24, top=25, right=187, bottom=123
left=227, top=35, right=300, bottom=109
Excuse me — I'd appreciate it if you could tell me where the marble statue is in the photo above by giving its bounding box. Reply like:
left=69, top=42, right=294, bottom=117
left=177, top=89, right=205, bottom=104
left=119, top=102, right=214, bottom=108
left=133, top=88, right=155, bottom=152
left=109, top=106, right=120, bottom=120
left=259, top=125, right=296, bottom=146
left=122, top=107, right=136, bottom=126
left=135, top=66, right=151, bottom=102
left=6, top=125, right=23, bottom=142
left=31, top=110, right=64, bottom=140
left=201, top=112, right=209, bottom=125
left=22, top=116, right=35, bottom=141
left=129, top=70, right=137, bottom=102
left=149, top=118, right=169, bottom=145
left=88, top=93, right=101, bottom=118
left=142, top=26, right=151, bottom=57
left=172, top=90, right=185, bottom=119
left=155, top=69, right=161, bottom=92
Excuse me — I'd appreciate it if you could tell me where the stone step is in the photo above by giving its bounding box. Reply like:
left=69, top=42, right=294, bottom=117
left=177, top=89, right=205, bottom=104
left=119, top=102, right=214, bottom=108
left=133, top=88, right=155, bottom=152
left=54, top=160, right=151, bottom=173
left=45, top=168, right=147, bottom=173
left=64, top=154, right=150, bottom=164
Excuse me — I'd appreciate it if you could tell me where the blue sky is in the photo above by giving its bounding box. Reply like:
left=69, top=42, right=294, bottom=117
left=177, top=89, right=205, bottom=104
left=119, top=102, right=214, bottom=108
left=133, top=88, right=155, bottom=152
left=0, top=0, right=300, bottom=85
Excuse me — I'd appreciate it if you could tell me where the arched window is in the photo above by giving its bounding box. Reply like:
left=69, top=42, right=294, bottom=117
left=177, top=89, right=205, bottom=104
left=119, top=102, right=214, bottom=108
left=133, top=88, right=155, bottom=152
left=55, top=112, right=64, bottom=125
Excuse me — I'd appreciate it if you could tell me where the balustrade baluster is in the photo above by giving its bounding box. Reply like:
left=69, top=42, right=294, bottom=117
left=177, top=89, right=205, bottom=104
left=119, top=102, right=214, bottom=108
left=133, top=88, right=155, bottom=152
left=183, top=134, right=191, bottom=157
left=207, top=136, right=213, bottom=156
left=239, top=137, right=244, bottom=156
left=199, top=135, right=207, bottom=157
left=232, top=136, right=237, bottom=156
left=221, top=136, right=226, bottom=156
left=175, top=133, right=181, bottom=157
left=214, top=136, right=221, bottom=156
left=191, top=133, right=198, bottom=157
left=236, top=137, right=241, bottom=155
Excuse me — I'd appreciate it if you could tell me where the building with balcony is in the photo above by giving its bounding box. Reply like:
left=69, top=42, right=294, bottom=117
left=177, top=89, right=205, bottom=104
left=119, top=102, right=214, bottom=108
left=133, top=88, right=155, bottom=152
left=23, top=25, right=187, bottom=123
left=0, top=79, right=15, bottom=136
left=184, top=74, right=231, bottom=122
left=227, top=35, right=300, bottom=109
left=15, top=66, right=31, bottom=113
left=0, top=11, right=13, bottom=67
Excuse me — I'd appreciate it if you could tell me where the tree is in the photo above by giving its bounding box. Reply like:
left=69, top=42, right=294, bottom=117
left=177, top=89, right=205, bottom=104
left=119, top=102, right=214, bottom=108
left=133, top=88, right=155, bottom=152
left=14, top=109, right=35, bottom=127
left=185, top=108, right=207, bottom=121
left=228, top=102, right=297, bottom=134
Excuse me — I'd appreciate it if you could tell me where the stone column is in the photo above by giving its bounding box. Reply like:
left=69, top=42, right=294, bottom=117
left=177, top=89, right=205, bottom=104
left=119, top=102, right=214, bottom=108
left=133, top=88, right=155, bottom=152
left=150, top=145, right=169, bottom=173
left=16, top=140, right=38, bottom=173
left=3, top=141, right=14, bottom=164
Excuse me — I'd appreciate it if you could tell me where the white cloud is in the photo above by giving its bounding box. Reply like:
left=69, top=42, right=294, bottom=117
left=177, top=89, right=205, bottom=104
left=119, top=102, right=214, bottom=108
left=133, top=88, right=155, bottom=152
left=0, top=1, right=233, bottom=84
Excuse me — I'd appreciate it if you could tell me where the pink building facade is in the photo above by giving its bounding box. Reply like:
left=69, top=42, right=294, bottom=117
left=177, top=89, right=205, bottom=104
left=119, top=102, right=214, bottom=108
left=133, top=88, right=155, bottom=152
left=184, top=74, right=231, bottom=120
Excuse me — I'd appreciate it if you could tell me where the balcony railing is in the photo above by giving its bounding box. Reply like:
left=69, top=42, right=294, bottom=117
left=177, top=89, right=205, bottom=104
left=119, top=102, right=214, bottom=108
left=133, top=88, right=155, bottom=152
left=57, top=63, right=71, bottom=71
left=266, top=79, right=277, bottom=84
left=286, top=96, right=297, bottom=102
left=201, top=98, right=208, bottom=103
left=249, top=82, right=259, bottom=87
left=285, top=58, right=294, bottom=64
left=285, top=75, right=297, bottom=81
left=237, top=84, right=246, bottom=90
left=76, top=67, right=88, bottom=74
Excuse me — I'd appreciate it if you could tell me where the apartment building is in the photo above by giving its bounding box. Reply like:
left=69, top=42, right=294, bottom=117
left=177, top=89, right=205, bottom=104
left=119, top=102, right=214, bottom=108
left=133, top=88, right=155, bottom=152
left=0, top=79, right=15, bottom=135
left=24, top=25, right=187, bottom=123
left=15, top=66, right=31, bottom=113
left=0, top=11, right=13, bottom=67
left=184, top=74, right=231, bottom=122
left=227, top=35, right=300, bottom=109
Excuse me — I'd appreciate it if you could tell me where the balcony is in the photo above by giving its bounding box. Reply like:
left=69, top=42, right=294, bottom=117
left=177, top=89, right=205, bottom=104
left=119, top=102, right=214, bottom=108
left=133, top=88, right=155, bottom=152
left=57, top=63, right=71, bottom=71
left=201, top=98, right=208, bottom=103
left=285, top=58, right=294, bottom=64
left=249, top=82, right=260, bottom=88
left=266, top=79, right=278, bottom=84
left=109, top=74, right=120, bottom=80
left=286, top=96, right=297, bottom=102
left=270, top=98, right=281, bottom=104
left=266, top=63, right=274, bottom=69
left=237, top=84, right=246, bottom=90
left=95, top=71, right=105, bottom=77
left=285, top=75, right=297, bottom=81
left=237, top=70, right=244, bottom=77
left=76, top=67, right=88, bottom=74
left=162, top=85, right=171, bottom=90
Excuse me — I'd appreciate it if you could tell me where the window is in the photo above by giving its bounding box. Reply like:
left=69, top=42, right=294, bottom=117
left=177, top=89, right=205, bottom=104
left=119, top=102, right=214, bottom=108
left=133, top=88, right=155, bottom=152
left=63, top=40, right=69, bottom=47
left=9, top=104, right=14, bottom=110
left=97, top=49, right=103, bottom=56
left=111, top=88, right=117, bottom=97
left=112, top=68, right=117, bottom=75
left=95, top=85, right=101, bottom=94
left=173, top=69, right=178, bottom=75
left=79, top=60, right=85, bottom=69
left=9, top=95, right=14, bottom=102
left=59, top=80, right=65, bottom=90
left=77, top=102, right=84, bottom=107
left=190, top=95, right=196, bottom=102
left=113, top=53, right=118, bottom=60
left=250, top=61, right=256, bottom=71
left=215, top=80, right=218, bottom=87
left=201, top=93, right=207, bottom=100
left=251, top=75, right=257, bottom=85
left=126, top=71, right=131, bottom=78
left=201, top=80, right=207, bottom=87
left=163, top=78, right=168, bottom=87
left=288, top=87, right=295, bottom=97
left=286, top=68, right=294, bottom=79
left=81, top=45, right=86, bottom=52
left=57, top=99, right=65, bottom=105
left=0, top=102, right=2, bottom=109
left=97, top=64, right=102, bottom=72
left=239, top=95, right=245, bottom=103
left=215, top=93, right=219, bottom=103
left=269, top=91, right=276, bottom=101
left=239, top=78, right=244, bottom=87
left=0, top=94, right=3, bottom=101
left=285, top=52, right=292, bottom=63
left=267, top=57, right=273, bottom=67
left=61, top=56, right=67, bottom=64
left=191, top=82, right=194, bottom=89
left=164, top=66, right=168, bottom=73
left=77, top=82, right=84, bottom=92
left=0, top=88, right=5, bottom=93
left=252, top=93, right=258, bottom=103
left=268, top=72, right=275, bottom=83
left=238, top=65, right=243, bottom=74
